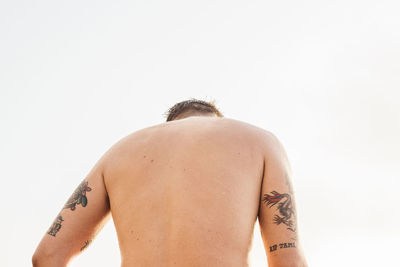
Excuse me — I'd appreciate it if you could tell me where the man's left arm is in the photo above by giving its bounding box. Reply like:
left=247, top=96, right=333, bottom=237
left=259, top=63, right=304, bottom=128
left=32, top=159, right=111, bottom=267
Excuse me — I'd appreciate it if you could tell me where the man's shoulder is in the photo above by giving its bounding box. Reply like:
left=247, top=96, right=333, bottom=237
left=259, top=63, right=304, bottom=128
left=104, top=117, right=277, bottom=154
left=220, top=119, right=285, bottom=154
left=142, top=116, right=277, bottom=144
left=218, top=118, right=276, bottom=141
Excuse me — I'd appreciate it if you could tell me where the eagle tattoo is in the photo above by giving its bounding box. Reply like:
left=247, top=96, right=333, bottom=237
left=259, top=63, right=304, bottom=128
left=263, top=191, right=296, bottom=233
left=63, top=180, right=92, bottom=211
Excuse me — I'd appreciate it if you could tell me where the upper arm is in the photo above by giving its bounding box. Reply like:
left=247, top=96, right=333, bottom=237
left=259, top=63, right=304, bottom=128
left=33, top=158, right=111, bottom=266
left=257, top=132, right=307, bottom=267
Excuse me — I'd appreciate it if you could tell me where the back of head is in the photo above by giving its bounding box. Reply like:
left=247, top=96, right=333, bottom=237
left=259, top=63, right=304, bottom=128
left=165, top=98, right=224, bottom=122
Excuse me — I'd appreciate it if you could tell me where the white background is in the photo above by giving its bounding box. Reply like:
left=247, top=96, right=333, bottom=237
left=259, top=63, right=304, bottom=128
left=1, top=0, right=399, bottom=266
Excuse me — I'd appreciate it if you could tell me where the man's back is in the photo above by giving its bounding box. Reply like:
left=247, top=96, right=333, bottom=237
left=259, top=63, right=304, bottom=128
left=32, top=114, right=307, bottom=267
left=103, top=116, right=266, bottom=266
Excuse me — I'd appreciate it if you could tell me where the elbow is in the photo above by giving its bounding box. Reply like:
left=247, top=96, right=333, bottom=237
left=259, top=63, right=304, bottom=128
left=288, top=258, right=309, bottom=267
left=31, top=254, right=38, bottom=267
left=297, top=260, right=308, bottom=267
left=291, top=260, right=308, bottom=267
left=31, top=251, right=69, bottom=267
left=269, top=255, right=308, bottom=267
left=291, top=259, right=309, bottom=267
left=32, top=252, right=47, bottom=267
left=32, top=252, right=48, bottom=267
left=32, top=246, right=48, bottom=267
left=272, top=262, right=308, bottom=267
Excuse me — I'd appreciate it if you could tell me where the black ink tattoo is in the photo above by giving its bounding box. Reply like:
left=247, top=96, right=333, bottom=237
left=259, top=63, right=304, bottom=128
left=263, top=191, right=296, bottom=233
left=80, top=240, right=92, bottom=251
left=47, top=214, right=64, bottom=237
left=64, top=180, right=92, bottom=211
left=270, top=242, right=296, bottom=252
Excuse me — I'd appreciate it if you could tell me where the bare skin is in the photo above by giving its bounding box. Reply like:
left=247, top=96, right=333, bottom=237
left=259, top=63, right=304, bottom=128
left=33, top=115, right=307, bottom=267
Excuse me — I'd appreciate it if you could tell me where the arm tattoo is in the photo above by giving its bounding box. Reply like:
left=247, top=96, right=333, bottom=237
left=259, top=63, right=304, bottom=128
left=269, top=242, right=296, bottom=252
left=80, top=240, right=92, bottom=251
left=64, top=180, right=92, bottom=211
left=47, top=214, right=64, bottom=237
left=263, top=190, right=297, bottom=233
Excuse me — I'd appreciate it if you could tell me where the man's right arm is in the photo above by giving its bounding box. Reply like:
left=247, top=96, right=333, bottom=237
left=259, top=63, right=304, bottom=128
left=258, top=132, right=307, bottom=267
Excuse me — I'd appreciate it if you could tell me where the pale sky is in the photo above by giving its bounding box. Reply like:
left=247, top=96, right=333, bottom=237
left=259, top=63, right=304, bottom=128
left=1, top=0, right=399, bottom=266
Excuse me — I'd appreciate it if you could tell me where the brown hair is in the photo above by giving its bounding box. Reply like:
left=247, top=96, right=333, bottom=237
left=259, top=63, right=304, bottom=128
left=165, top=98, right=223, bottom=121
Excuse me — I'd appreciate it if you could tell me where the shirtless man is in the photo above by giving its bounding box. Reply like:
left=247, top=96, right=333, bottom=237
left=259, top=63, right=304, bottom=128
left=32, top=99, right=308, bottom=267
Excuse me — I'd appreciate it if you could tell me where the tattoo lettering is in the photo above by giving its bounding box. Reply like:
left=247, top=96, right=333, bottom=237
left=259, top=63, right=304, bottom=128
left=47, top=214, right=64, bottom=237
left=263, top=191, right=296, bottom=233
left=80, top=240, right=92, bottom=251
left=64, top=180, right=92, bottom=211
left=269, top=242, right=296, bottom=252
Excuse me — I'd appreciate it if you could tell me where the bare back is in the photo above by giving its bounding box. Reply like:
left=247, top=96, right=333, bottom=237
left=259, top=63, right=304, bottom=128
left=32, top=115, right=307, bottom=267
left=103, top=117, right=266, bottom=266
